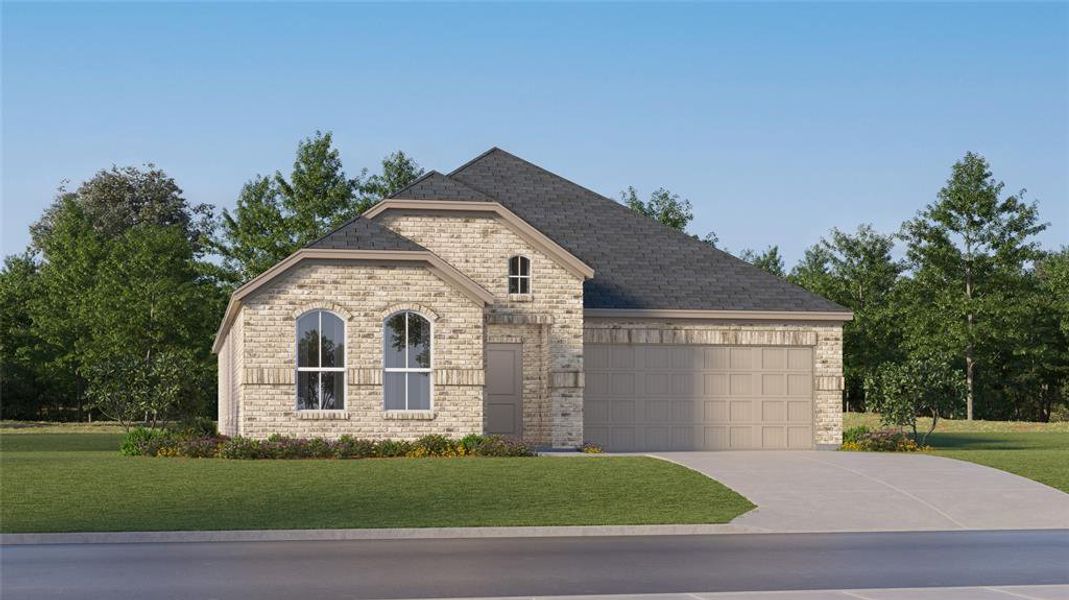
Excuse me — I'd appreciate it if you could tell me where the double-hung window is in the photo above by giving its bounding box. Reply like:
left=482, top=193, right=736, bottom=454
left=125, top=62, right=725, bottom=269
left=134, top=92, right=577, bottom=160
left=296, top=310, right=345, bottom=410
left=508, top=256, right=531, bottom=294
left=383, top=311, right=432, bottom=411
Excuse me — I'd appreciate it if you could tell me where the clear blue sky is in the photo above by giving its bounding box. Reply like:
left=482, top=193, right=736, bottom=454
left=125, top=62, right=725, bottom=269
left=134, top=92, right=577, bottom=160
left=3, top=2, right=1066, bottom=264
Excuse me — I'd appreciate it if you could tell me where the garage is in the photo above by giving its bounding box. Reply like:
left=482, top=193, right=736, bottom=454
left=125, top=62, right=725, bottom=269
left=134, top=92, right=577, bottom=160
left=584, top=344, right=814, bottom=451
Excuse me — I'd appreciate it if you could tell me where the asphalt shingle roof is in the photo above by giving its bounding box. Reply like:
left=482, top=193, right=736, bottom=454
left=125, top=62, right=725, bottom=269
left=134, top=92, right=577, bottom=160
left=308, top=215, right=426, bottom=252
left=321, top=147, right=845, bottom=312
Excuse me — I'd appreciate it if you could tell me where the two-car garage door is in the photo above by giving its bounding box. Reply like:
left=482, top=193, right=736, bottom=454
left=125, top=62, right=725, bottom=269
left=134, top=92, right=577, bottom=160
left=584, top=344, right=814, bottom=451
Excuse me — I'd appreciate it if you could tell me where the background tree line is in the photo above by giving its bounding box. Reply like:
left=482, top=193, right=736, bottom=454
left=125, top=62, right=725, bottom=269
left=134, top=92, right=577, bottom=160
left=625, top=152, right=1067, bottom=421
left=0, top=132, right=423, bottom=421
left=2, top=141, right=1065, bottom=423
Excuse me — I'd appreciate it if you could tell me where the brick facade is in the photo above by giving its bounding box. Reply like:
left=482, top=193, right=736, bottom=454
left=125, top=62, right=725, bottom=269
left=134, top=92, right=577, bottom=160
left=375, top=211, right=585, bottom=447
left=223, top=260, right=485, bottom=440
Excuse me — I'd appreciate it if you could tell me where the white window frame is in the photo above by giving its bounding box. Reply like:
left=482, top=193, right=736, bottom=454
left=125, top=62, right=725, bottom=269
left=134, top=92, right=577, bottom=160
left=295, top=310, right=346, bottom=411
left=508, top=255, right=531, bottom=294
left=383, top=311, right=433, bottom=412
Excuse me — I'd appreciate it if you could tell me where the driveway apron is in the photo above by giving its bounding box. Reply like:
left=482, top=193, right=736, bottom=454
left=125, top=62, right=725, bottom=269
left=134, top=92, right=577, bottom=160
left=651, top=451, right=1069, bottom=532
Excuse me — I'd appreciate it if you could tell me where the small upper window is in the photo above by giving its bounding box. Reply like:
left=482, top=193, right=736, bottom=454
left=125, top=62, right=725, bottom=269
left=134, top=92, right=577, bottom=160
left=508, top=256, right=531, bottom=294
left=296, top=310, right=345, bottom=410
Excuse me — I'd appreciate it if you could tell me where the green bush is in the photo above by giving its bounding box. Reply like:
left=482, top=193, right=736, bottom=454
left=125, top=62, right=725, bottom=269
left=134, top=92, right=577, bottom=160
left=218, top=437, right=266, bottom=459
left=471, top=435, right=533, bottom=457
left=841, top=428, right=921, bottom=452
left=376, top=439, right=413, bottom=458
left=167, top=416, right=217, bottom=440
left=411, top=434, right=458, bottom=457
left=842, top=425, right=871, bottom=445
left=120, top=427, right=174, bottom=457
left=459, top=433, right=486, bottom=455
left=333, top=435, right=376, bottom=459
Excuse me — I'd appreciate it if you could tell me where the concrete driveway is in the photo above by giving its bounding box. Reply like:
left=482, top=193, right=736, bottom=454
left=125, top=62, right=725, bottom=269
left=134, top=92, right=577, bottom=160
left=653, top=451, right=1069, bottom=532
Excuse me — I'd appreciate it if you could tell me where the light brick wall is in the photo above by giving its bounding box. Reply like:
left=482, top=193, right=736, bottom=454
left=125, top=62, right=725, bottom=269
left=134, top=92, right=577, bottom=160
left=235, top=260, right=485, bottom=440
left=376, top=212, right=585, bottom=447
left=584, top=319, right=845, bottom=447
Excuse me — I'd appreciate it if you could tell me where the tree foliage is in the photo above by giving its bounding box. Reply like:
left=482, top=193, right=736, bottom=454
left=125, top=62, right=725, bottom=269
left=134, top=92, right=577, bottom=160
left=621, top=186, right=694, bottom=231
left=899, top=152, right=1048, bottom=419
left=789, top=225, right=904, bottom=409
left=739, top=246, right=786, bottom=277
left=215, top=132, right=423, bottom=281
left=865, top=352, right=966, bottom=445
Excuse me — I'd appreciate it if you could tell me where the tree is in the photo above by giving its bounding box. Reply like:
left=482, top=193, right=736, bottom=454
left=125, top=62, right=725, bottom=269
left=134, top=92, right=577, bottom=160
left=357, top=150, right=424, bottom=214
left=900, top=152, right=1047, bottom=419
left=790, top=225, right=904, bottom=409
left=865, top=353, right=966, bottom=445
left=739, top=246, right=786, bottom=277
left=215, top=133, right=423, bottom=281
left=79, top=224, right=224, bottom=421
left=30, top=165, right=213, bottom=256
left=621, top=186, right=693, bottom=231
left=17, top=166, right=222, bottom=421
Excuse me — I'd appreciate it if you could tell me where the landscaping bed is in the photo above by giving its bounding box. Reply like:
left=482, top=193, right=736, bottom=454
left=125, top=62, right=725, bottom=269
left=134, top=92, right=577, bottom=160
left=0, top=428, right=754, bottom=533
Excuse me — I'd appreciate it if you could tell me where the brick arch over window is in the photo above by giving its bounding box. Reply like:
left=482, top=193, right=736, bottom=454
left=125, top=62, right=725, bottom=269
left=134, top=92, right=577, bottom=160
left=378, top=303, right=440, bottom=322
left=291, top=302, right=353, bottom=321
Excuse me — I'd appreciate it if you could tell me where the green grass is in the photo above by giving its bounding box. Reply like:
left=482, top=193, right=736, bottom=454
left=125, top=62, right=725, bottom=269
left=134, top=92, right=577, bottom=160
left=844, top=413, right=1069, bottom=494
left=0, top=430, right=754, bottom=533
left=927, top=432, right=1069, bottom=494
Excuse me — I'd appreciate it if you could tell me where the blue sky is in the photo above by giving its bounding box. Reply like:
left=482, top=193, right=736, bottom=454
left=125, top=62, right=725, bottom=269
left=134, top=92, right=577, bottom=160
left=2, top=2, right=1066, bottom=264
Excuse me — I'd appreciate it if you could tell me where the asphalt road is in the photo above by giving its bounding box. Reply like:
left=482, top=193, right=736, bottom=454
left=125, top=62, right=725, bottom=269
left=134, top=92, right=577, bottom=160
left=3, top=530, right=1068, bottom=600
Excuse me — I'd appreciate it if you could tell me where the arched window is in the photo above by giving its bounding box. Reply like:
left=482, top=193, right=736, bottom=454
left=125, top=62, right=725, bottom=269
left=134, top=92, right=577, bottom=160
left=508, top=255, right=531, bottom=294
left=383, top=311, right=432, bottom=411
left=296, top=310, right=345, bottom=410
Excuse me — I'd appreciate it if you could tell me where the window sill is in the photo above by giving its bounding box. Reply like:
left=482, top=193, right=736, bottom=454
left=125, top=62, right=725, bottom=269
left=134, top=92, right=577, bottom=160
left=508, top=293, right=533, bottom=303
left=295, top=410, right=350, bottom=420
left=383, top=410, right=436, bottom=421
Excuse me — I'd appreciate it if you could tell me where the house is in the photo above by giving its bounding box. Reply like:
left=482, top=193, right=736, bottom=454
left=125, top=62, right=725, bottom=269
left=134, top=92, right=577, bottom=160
left=213, top=148, right=851, bottom=451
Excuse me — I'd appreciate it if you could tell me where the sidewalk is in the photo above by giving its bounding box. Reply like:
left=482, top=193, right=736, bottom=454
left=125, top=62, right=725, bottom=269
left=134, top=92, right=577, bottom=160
left=393, top=586, right=1069, bottom=600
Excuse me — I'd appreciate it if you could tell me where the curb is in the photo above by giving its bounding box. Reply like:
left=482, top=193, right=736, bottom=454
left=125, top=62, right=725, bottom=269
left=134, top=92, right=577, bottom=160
left=0, top=523, right=762, bottom=545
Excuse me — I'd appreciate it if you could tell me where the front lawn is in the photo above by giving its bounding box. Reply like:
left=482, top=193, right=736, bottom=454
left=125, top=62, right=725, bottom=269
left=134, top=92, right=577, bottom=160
left=843, top=412, right=1069, bottom=493
left=0, top=429, right=754, bottom=533
left=928, top=432, right=1069, bottom=494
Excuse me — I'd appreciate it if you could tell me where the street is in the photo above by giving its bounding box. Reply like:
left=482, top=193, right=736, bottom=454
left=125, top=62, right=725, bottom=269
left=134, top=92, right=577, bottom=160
left=2, top=530, right=1067, bottom=599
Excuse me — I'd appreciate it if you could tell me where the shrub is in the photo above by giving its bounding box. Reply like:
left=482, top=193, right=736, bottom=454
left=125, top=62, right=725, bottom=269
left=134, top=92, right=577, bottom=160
left=120, top=427, right=174, bottom=456
left=842, top=426, right=870, bottom=445
left=333, top=435, right=376, bottom=459
left=471, top=435, right=533, bottom=457
left=305, top=437, right=333, bottom=459
left=865, top=353, right=965, bottom=445
left=578, top=441, right=604, bottom=454
left=841, top=428, right=921, bottom=452
left=459, top=433, right=486, bottom=455
left=410, top=434, right=460, bottom=457
left=218, top=436, right=268, bottom=459
left=376, top=439, right=413, bottom=458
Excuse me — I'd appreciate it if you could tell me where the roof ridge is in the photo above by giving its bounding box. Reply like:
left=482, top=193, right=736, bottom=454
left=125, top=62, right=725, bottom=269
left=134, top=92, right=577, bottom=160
left=385, top=170, right=441, bottom=200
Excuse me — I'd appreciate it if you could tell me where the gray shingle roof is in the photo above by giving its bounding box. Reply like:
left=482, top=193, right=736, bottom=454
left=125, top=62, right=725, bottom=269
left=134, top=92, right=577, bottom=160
left=391, top=170, right=494, bottom=202
left=445, top=148, right=846, bottom=312
left=308, top=215, right=426, bottom=252
left=318, top=147, right=846, bottom=313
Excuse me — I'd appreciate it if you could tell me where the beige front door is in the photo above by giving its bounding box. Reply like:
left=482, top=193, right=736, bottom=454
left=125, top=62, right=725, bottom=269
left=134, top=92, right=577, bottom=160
left=485, top=343, right=523, bottom=438
left=584, top=344, right=814, bottom=451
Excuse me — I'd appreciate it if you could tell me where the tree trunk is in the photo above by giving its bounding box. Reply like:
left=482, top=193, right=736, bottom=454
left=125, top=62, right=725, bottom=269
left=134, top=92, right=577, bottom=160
left=965, top=351, right=974, bottom=420
left=964, top=257, right=975, bottom=420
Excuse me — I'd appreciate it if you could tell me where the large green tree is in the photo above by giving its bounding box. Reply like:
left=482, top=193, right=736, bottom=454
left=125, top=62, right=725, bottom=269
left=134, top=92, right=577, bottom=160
left=899, top=152, right=1047, bottom=419
left=790, top=225, right=904, bottom=409
left=215, top=133, right=423, bottom=281
left=739, top=246, right=786, bottom=277
left=11, top=166, right=222, bottom=421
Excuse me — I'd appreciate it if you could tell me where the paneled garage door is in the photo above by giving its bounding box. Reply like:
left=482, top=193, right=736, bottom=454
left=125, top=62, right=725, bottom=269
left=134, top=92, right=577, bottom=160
left=584, top=345, right=814, bottom=451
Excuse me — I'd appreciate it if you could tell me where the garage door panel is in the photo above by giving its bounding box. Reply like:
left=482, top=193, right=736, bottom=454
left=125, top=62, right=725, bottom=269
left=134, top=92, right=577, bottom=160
left=788, top=426, right=812, bottom=448
left=788, top=374, right=811, bottom=396
left=762, top=426, right=786, bottom=449
left=585, top=344, right=814, bottom=451
left=761, top=400, right=786, bottom=422
left=762, top=373, right=786, bottom=396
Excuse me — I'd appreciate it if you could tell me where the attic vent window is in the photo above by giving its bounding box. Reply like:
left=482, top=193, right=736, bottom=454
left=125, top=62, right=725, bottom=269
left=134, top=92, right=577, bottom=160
left=508, top=256, right=531, bottom=294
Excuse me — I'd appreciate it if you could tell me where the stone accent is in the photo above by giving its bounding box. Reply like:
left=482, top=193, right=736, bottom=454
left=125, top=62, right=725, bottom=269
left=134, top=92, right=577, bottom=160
left=383, top=410, right=436, bottom=421
left=435, top=369, right=485, bottom=386
left=377, top=211, right=586, bottom=448
left=235, top=260, right=484, bottom=440
left=584, top=319, right=845, bottom=446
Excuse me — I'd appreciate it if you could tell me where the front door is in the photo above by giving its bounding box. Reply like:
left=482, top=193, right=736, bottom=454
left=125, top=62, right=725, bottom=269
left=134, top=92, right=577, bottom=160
left=485, top=343, right=522, bottom=438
